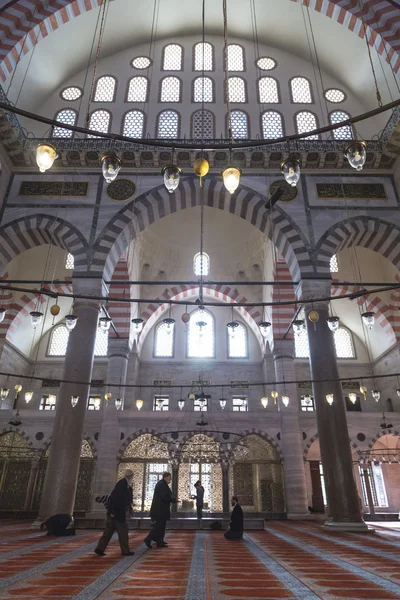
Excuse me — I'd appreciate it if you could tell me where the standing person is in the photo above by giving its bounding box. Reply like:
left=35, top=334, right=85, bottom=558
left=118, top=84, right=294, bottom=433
left=224, top=496, right=244, bottom=540
left=94, top=469, right=135, bottom=557
left=192, top=480, right=205, bottom=526
left=144, top=471, right=176, bottom=549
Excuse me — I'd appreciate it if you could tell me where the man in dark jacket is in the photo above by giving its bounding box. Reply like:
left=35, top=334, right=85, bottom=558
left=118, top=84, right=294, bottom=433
left=224, top=496, right=244, bottom=540
left=41, top=514, right=75, bottom=536
left=144, top=471, right=176, bottom=548
left=192, top=480, right=205, bottom=524
left=94, top=469, right=135, bottom=556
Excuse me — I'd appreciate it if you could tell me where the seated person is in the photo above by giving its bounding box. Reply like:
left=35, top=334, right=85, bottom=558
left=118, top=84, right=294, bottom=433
left=40, top=514, right=75, bottom=536
left=224, top=496, right=243, bottom=540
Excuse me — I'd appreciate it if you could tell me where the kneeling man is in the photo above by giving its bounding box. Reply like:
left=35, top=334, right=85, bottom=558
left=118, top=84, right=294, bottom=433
left=224, top=496, right=243, bottom=540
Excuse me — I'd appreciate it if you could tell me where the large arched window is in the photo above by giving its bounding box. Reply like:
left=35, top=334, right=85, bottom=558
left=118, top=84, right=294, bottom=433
left=194, top=42, right=213, bottom=71
left=191, top=109, right=215, bottom=138
left=187, top=309, right=215, bottom=358
left=193, top=76, right=214, bottom=102
left=228, top=77, right=246, bottom=102
left=295, top=111, right=319, bottom=139
left=126, top=77, right=148, bottom=102
left=154, top=321, right=174, bottom=357
left=258, top=77, right=279, bottom=103
left=162, top=44, right=183, bottom=70
left=122, top=110, right=145, bottom=137
left=194, top=252, right=210, bottom=276
left=48, top=325, right=108, bottom=357
left=295, top=326, right=355, bottom=359
left=228, top=322, right=248, bottom=358
left=290, top=77, right=312, bottom=103
left=227, top=44, right=244, bottom=71
left=160, top=76, right=181, bottom=102
left=53, top=109, right=77, bottom=138
left=230, top=110, right=249, bottom=138
left=262, top=110, right=283, bottom=139
left=93, top=75, right=116, bottom=102
left=88, top=110, right=111, bottom=137
left=157, top=110, right=180, bottom=138
left=330, top=110, right=353, bottom=140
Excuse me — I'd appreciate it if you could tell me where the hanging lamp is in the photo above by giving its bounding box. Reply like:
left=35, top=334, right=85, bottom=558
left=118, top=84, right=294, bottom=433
left=115, top=398, right=123, bottom=410
left=326, top=393, right=334, bottom=405
left=0, top=308, right=5, bottom=323
left=281, top=158, right=300, bottom=187
left=292, top=319, right=305, bottom=335
left=327, top=316, right=340, bottom=332
left=360, top=385, right=368, bottom=400
left=65, top=315, right=78, bottom=331
left=271, top=390, right=278, bottom=405
left=222, top=164, right=241, bottom=195
left=163, top=304, right=175, bottom=334
left=371, top=389, right=380, bottom=402
left=36, top=143, right=58, bottom=173
left=349, top=392, right=357, bottom=404
left=100, top=152, right=122, bottom=184
left=99, top=316, right=112, bottom=332
left=178, top=398, right=185, bottom=410
left=261, top=396, right=268, bottom=408
left=361, top=311, right=374, bottom=329
left=30, top=311, right=43, bottom=329
left=227, top=307, right=239, bottom=338
left=193, top=157, right=209, bottom=187
left=132, top=317, right=144, bottom=334
left=0, top=387, right=9, bottom=400
left=259, top=321, right=271, bottom=337
left=344, top=141, right=367, bottom=171
left=24, top=390, right=33, bottom=403
left=71, top=395, right=79, bottom=407
left=281, top=394, right=290, bottom=407
left=162, top=164, right=182, bottom=194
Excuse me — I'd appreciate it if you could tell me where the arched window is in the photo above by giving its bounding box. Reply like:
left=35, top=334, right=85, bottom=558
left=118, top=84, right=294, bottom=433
left=330, top=110, right=353, bottom=140
left=52, top=109, right=77, bottom=138
left=295, top=111, right=319, bottom=139
left=227, top=44, right=244, bottom=71
left=228, top=322, right=247, bottom=358
left=290, top=77, right=313, bottom=103
left=193, top=76, right=214, bottom=102
left=162, top=44, right=183, bottom=70
left=191, top=109, right=215, bottom=138
left=157, top=110, right=179, bottom=138
left=122, top=110, right=145, bottom=137
left=126, top=76, right=148, bottom=102
left=194, top=42, right=213, bottom=71
left=258, top=77, right=279, bottom=103
left=154, top=321, right=174, bottom=357
left=262, top=110, right=283, bottom=139
left=88, top=110, right=111, bottom=137
left=194, top=252, right=210, bottom=276
left=93, top=76, right=116, bottom=102
left=294, top=328, right=310, bottom=358
left=330, top=254, right=339, bottom=273
left=48, top=325, right=108, bottom=357
left=230, top=110, right=249, bottom=138
left=160, top=76, right=181, bottom=102
left=65, top=252, right=74, bottom=270
left=334, top=327, right=355, bottom=358
left=228, top=77, right=246, bottom=102
left=187, top=309, right=215, bottom=358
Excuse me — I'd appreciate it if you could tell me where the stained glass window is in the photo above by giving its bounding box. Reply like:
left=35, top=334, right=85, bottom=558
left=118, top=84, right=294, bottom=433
left=163, top=44, right=183, bottom=70
left=131, top=56, right=151, bottom=69
left=194, top=42, right=213, bottom=71
left=126, top=77, right=148, bottom=102
left=154, top=321, right=174, bottom=357
left=330, top=254, right=338, bottom=273
left=233, top=396, right=248, bottom=411
left=153, top=395, right=170, bottom=411
left=325, top=88, right=345, bottom=103
left=188, top=309, right=214, bottom=358
left=290, top=77, right=312, bottom=103
left=160, top=76, right=181, bottom=102
left=228, top=323, right=247, bottom=358
left=230, top=110, right=248, bottom=138
left=258, top=77, right=279, bottom=103
left=228, top=77, right=246, bottom=102
left=93, top=76, right=116, bottom=102
left=228, top=44, right=244, bottom=71
left=257, top=57, right=276, bottom=70
left=48, top=324, right=108, bottom=357
left=157, top=110, right=179, bottom=138
left=191, top=110, right=215, bottom=138
left=295, top=111, right=319, bottom=139
left=193, top=76, right=214, bottom=102
left=334, top=327, right=354, bottom=358
left=330, top=110, right=353, bottom=140
left=122, top=110, right=145, bottom=137
left=53, top=109, right=77, bottom=138
left=61, top=86, right=82, bottom=101
left=262, top=110, right=283, bottom=139
left=65, top=252, right=74, bottom=270
left=88, top=110, right=111, bottom=136
left=194, top=252, right=210, bottom=276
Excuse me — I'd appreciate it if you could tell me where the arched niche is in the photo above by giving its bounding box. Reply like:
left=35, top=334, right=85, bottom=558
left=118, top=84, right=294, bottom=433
left=0, top=431, right=34, bottom=510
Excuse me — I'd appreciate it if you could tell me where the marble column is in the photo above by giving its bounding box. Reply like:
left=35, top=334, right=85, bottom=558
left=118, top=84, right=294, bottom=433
left=222, top=462, right=230, bottom=515
left=91, top=338, right=130, bottom=515
left=24, top=458, right=39, bottom=511
left=272, top=339, right=309, bottom=518
left=35, top=278, right=104, bottom=524
left=298, top=279, right=367, bottom=531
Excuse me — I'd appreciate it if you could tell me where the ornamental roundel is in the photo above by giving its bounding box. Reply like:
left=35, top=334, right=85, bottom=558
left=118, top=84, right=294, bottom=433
left=106, top=178, right=136, bottom=202
left=268, top=179, right=298, bottom=203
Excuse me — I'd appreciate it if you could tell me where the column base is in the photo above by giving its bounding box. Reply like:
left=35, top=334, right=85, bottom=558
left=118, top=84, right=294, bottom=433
left=287, top=512, right=316, bottom=520
left=323, top=519, right=372, bottom=533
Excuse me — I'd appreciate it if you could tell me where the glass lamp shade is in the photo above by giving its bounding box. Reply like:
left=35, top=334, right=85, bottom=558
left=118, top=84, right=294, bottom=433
left=30, top=311, right=43, bottom=329
left=222, top=166, right=241, bottom=195
left=397, top=389, right=400, bottom=398
left=219, top=398, right=227, bottom=409
left=93, top=396, right=101, bottom=410
left=326, top=393, right=334, bottom=405
left=344, top=141, right=367, bottom=171
left=271, top=390, right=278, bottom=404
left=292, top=319, right=305, bottom=335
left=99, top=317, right=112, bottom=332
left=181, top=312, right=191, bottom=324
left=349, top=392, right=357, bottom=404
left=161, top=165, right=182, bottom=194
left=48, top=394, right=56, bottom=406
left=261, top=396, right=269, bottom=408
left=0, top=308, right=6, bottom=323
left=163, top=318, right=175, bottom=334
left=196, top=320, right=207, bottom=337
left=65, top=315, right=78, bottom=331
left=327, top=316, right=340, bottom=332
left=188, top=392, right=196, bottom=401
left=0, top=387, right=9, bottom=399
left=104, top=392, right=112, bottom=403
left=259, top=321, right=271, bottom=337
left=100, top=152, right=122, bottom=184
left=361, top=311, right=374, bottom=329
left=281, top=395, right=290, bottom=407
left=24, top=390, right=33, bottom=403
left=115, top=398, right=123, bottom=410
left=71, top=395, right=79, bottom=407
left=227, top=321, right=239, bottom=337
left=135, top=398, right=143, bottom=410
left=178, top=399, right=185, bottom=410
left=131, top=318, right=144, bottom=333
left=372, top=390, right=381, bottom=402
left=360, top=385, right=367, bottom=400
left=36, top=143, right=58, bottom=173
left=280, top=158, right=300, bottom=187
left=14, top=384, right=22, bottom=393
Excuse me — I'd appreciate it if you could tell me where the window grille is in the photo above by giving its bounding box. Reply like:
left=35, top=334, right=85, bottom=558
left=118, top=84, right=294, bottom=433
left=163, top=44, right=183, bottom=70
left=53, top=109, right=76, bottom=138
left=65, top=253, right=74, bottom=270
left=157, top=110, right=179, bottom=138
left=127, top=77, right=148, bottom=102
left=155, top=321, right=174, bottom=357
left=188, top=309, right=214, bottom=358
left=61, top=86, right=82, bottom=101
left=258, top=77, right=279, bottom=103
left=160, top=77, right=181, bottom=102
left=131, top=56, right=151, bottom=69
left=88, top=110, right=111, bottom=137
left=334, top=328, right=355, bottom=358
left=122, top=110, right=144, bottom=137
left=257, top=57, right=276, bottom=70
left=295, top=111, right=319, bottom=139
left=87, top=396, right=101, bottom=411
left=330, top=254, right=338, bottom=273
left=193, top=252, right=210, bottom=276
left=194, top=42, right=213, bottom=71
left=294, top=327, right=310, bottom=358
left=330, top=111, right=353, bottom=140
left=93, top=76, right=116, bottom=102
left=40, top=395, right=56, bottom=411
left=193, top=76, right=214, bottom=102
left=261, top=111, right=283, bottom=139
left=325, top=88, right=345, bottom=103
left=300, top=395, right=315, bottom=411
left=191, top=110, right=215, bottom=138
left=194, top=397, right=208, bottom=411
left=227, top=44, right=244, bottom=71
left=232, top=396, right=248, bottom=411
left=228, top=77, right=246, bottom=102
left=359, top=464, right=388, bottom=507
left=290, top=77, right=312, bottom=103
left=230, top=110, right=248, bottom=138
left=94, top=327, right=108, bottom=356
left=153, top=395, right=170, bottom=411
left=228, top=323, right=247, bottom=358
left=48, top=324, right=108, bottom=357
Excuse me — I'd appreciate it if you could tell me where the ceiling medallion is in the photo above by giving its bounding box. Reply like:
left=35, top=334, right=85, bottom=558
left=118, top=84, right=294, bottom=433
left=106, top=178, right=136, bottom=203
left=268, top=179, right=298, bottom=203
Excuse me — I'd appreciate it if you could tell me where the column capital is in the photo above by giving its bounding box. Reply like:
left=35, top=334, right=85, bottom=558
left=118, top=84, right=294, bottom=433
left=295, top=278, right=332, bottom=310
left=107, top=338, right=131, bottom=360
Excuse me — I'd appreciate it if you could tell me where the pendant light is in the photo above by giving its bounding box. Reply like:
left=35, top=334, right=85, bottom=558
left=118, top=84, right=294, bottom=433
left=259, top=321, right=271, bottom=337
left=104, top=392, right=112, bottom=404
left=24, top=390, right=33, bottom=403
left=193, top=157, right=209, bottom=187
left=188, top=392, right=196, bottom=401
left=349, top=392, right=357, bottom=404
left=292, top=319, right=305, bottom=335
left=36, top=143, right=58, bottom=173
left=65, top=315, right=78, bottom=331
left=222, top=165, right=241, bottom=195
left=162, top=164, right=182, bottom=194
left=100, top=152, right=122, bottom=183
left=281, top=158, right=300, bottom=187
left=344, top=141, right=367, bottom=171
left=281, top=394, right=289, bottom=407
left=227, top=307, right=239, bottom=338
left=163, top=305, right=175, bottom=334
left=0, top=308, right=6, bottom=323
left=71, top=395, right=79, bottom=407
left=48, top=394, right=56, bottom=407
left=30, top=311, right=43, bottom=329
left=14, top=384, right=22, bottom=395
left=326, top=393, right=334, bottom=405
left=371, top=390, right=380, bottom=402
left=360, top=385, right=367, bottom=400
left=182, top=305, right=191, bottom=324
left=327, top=316, right=340, bottom=332
left=50, top=303, right=60, bottom=317
left=93, top=396, right=101, bottom=410
left=397, top=389, right=400, bottom=398
left=219, top=398, right=227, bottom=409
left=361, top=311, right=374, bottom=329
left=0, top=387, right=9, bottom=400
left=135, top=398, right=143, bottom=410
left=261, top=396, right=268, bottom=408
left=99, top=316, right=112, bottom=332
left=115, top=398, right=123, bottom=410
left=271, top=390, right=278, bottom=405
left=132, top=317, right=144, bottom=334
left=178, top=399, right=185, bottom=410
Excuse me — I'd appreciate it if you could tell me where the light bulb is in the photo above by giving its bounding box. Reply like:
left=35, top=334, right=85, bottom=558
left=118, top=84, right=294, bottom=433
left=360, top=385, right=367, bottom=400
left=65, top=315, right=78, bottom=331
left=71, top=395, right=79, bottom=407
left=219, top=398, right=227, bottom=409
left=36, top=143, right=58, bottom=173
left=281, top=158, right=300, bottom=187
left=327, top=316, right=340, bottom=332
left=30, top=311, right=43, bottom=329
left=361, top=311, right=374, bottom=329
left=99, top=317, right=112, bottom=332
left=349, top=392, right=357, bottom=404
left=135, top=398, right=143, bottom=410
left=344, top=141, right=367, bottom=171
left=222, top=166, right=241, bottom=195
left=104, top=392, right=112, bottom=403
left=24, top=391, right=33, bottom=403
left=259, top=321, right=271, bottom=337
left=282, top=395, right=289, bottom=407
left=292, top=319, right=305, bottom=335
left=0, top=308, right=5, bottom=323
left=115, top=398, right=123, bottom=410
left=131, top=318, right=144, bottom=333
left=326, top=393, right=334, bottom=405
left=162, top=165, right=182, bottom=194
left=261, top=396, right=268, bottom=408
left=100, top=152, right=122, bottom=183
left=271, top=390, right=278, bottom=404
left=372, top=390, right=380, bottom=402
left=178, top=399, right=185, bottom=410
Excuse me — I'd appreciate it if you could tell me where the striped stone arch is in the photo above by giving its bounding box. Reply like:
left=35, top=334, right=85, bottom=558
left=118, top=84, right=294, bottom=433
left=0, top=215, right=89, bottom=274
left=315, top=216, right=400, bottom=277
left=0, top=1, right=399, bottom=81
left=303, top=433, right=360, bottom=460
left=367, top=429, right=400, bottom=449
left=117, top=429, right=170, bottom=461
left=39, top=433, right=98, bottom=459
left=240, top=429, right=284, bottom=462
left=0, top=426, right=33, bottom=446
left=108, top=257, right=131, bottom=339
left=138, top=285, right=264, bottom=352
left=93, top=177, right=311, bottom=283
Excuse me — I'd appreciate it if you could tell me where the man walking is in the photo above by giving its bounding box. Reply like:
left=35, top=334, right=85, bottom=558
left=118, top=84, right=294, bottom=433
left=94, top=469, right=135, bottom=557
left=144, top=471, right=176, bottom=548
left=193, top=480, right=205, bottom=526
left=224, top=496, right=244, bottom=540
